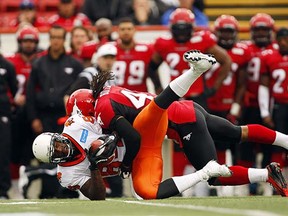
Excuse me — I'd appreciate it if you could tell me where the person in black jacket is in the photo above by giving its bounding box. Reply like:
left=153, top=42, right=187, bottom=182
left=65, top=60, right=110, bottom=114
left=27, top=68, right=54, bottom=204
left=25, top=25, right=83, bottom=199
left=0, top=54, right=18, bottom=199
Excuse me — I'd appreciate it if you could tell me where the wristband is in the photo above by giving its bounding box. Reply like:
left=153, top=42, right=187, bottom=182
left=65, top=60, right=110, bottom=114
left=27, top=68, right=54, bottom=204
left=230, top=103, right=241, bottom=116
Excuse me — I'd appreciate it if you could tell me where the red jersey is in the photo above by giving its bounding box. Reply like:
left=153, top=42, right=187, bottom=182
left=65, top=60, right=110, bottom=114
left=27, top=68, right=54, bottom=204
left=6, top=53, right=33, bottom=95
left=48, top=13, right=91, bottom=28
left=112, top=42, right=154, bottom=92
left=206, top=42, right=251, bottom=111
left=79, top=37, right=111, bottom=60
left=154, top=30, right=217, bottom=97
left=244, top=41, right=278, bottom=107
left=260, top=49, right=288, bottom=103
left=94, top=86, right=196, bottom=139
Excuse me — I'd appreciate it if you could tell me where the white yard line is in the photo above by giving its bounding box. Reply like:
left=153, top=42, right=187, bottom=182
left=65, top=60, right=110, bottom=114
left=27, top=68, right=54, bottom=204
left=108, top=199, right=282, bottom=216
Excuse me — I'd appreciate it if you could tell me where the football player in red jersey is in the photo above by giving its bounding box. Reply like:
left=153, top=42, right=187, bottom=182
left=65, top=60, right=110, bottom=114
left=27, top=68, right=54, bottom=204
left=89, top=50, right=288, bottom=198
left=150, top=8, right=232, bottom=191
left=150, top=8, right=231, bottom=108
left=6, top=25, right=42, bottom=199
left=237, top=14, right=278, bottom=194
left=111, top=17, right=158, bottom=92
left=259, top=27, right=288, bottom=169
left=205, top=15, right=251, bottom=168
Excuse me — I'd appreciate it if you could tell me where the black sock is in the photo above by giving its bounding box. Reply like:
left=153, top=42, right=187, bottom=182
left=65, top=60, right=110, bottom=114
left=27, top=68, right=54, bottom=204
left=156, top=178, right=180, bottom=199
left=154, top=86, right=179, bottom=109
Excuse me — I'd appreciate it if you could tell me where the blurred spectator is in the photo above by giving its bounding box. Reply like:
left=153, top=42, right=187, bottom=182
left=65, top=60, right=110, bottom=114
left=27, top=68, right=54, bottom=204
left=81, top=0, right=131, bottom=24
left=5, top=25, right=42, bottom=199
left=69, top=26, right=91, bottom=60
left=25, top=25, right=84, bottom=199
left=161, top=0, right=209, bottom=27
left=9, top=0, right=48, bottom=28
left=80, top=18, right=117, bottom=67
left=128, top=0, right=161, bottom=25
left=48, top=0, right=92, bottom=28
left=0, top=49, right=18, bottom=199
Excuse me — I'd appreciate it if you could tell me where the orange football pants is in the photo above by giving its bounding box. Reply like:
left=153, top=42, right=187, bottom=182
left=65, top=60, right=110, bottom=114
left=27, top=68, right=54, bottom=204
left=132, top=100, right=168, bottom=199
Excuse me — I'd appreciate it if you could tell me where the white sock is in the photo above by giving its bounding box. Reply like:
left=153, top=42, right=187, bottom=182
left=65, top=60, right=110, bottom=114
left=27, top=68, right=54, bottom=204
left=171, top=171, right=204, bottom=193
left=169, top=67, right=201, bottom=97
left=273, top=132, right=288, bottom=149
left=248, top=168, right=268, bottom=183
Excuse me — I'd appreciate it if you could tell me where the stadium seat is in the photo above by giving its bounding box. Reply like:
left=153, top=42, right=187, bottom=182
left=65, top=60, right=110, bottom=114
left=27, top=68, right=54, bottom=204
left=38, top=0, right=84, bottom=12
left=0, top=12, right=18, bottom=27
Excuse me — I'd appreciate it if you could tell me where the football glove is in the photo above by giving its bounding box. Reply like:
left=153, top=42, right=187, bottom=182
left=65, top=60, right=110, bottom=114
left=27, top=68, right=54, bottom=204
left=88, top=134, right=118, bottom=170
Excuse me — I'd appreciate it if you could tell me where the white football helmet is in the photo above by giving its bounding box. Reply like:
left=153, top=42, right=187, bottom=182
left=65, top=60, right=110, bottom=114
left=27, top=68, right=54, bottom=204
left=32, top=132, right=74, bottom=163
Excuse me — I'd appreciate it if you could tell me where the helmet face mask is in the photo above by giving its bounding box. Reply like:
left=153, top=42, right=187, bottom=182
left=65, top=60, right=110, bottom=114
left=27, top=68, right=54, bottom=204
left=50, top=134, right=74, bottom=164
left=169, top=8, right=195, bottom=43
left=250, top=13, right=275, bottom=47
left=171, top=23, right=193, bottom=43
left=17, top=26, right=39, bottom=55
left=32, top=133, right=74, bottom=164
left=251, top=26, right=273, bottom=47
left=216, top=28, right=237, bottom=49
left=214, top=15, right=238, bottom=49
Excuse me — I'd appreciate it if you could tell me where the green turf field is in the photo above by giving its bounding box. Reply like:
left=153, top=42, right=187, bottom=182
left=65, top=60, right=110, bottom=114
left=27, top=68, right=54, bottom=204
left=0, top=196, right=287, bottom=216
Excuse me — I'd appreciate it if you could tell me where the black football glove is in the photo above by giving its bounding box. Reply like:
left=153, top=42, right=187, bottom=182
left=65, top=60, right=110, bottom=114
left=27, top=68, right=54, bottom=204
left=87, top=134, right=118, bottom=170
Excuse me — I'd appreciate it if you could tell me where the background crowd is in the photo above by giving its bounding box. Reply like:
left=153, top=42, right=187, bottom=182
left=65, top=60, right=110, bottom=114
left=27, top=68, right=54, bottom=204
left=0, top=0, right=288, bottom=200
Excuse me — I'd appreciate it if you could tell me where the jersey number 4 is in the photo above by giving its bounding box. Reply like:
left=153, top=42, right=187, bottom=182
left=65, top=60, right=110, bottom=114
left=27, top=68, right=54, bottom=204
left=121, top=89, right=154, bottom=109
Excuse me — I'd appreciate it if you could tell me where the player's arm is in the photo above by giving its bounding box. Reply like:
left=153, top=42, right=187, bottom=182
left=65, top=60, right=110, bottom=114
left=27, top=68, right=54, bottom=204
left=148, top=52, right=164, bottom=94
left=80, top=169, right=106, bottom=200
left=259, top=73, right=274, bottom=128
left=227, top=66, right=247, bottom=122
left=207, top=45, right=232, bottom=91
left=111, top=115, right=141, bottom=170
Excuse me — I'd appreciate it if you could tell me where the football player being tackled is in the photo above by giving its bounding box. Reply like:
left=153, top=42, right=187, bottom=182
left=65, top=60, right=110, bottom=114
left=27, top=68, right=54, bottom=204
left=32, top=50, right=235, bottom=200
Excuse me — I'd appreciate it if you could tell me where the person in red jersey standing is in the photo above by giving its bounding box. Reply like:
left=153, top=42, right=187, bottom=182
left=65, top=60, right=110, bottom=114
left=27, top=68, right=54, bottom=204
left=80, top=18, right=116, bottom=68
left=237, top=13, right=278, bottom=195
left=150, top=8, right=231, bottom=108
left=6, top=25, right=42, bottom=199
left=259, top=27, right=288, bottom=179
left=205, top=15, right=251, bottom=171
left=111, top=17, right=158, bottom=92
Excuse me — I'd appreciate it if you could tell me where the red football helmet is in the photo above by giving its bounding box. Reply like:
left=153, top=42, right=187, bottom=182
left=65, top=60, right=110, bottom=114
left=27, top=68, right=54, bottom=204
left=214, top=15, right=239, bottom=49
left=250, top=13, right=275, bottom=47
left=17, top=26, right=39, bottom=43
left=169, top=8, right=195, bottom=43
left=66, top=89, right=95, bottom=116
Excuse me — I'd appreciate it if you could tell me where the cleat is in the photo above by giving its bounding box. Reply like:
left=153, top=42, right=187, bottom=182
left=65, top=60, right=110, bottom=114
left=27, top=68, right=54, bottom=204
left=183, top=50, right=217, bottom=74
left=266, top=162, right=288, bottom=197
left=201, top=160, right=232, bottom=180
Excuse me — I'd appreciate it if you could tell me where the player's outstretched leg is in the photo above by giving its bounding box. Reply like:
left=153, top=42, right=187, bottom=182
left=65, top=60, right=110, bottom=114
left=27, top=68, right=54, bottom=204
left=156, top=50, right=216, bottom=109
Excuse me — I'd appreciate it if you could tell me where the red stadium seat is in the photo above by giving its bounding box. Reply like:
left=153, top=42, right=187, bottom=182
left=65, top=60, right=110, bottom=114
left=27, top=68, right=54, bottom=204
left=38, top=0, right=58, bottom=11
left=38, top=0, right=84, bottom=12
left=0, top=12, right=18, bottom=27
left=0, top=0, right=40, bottom=12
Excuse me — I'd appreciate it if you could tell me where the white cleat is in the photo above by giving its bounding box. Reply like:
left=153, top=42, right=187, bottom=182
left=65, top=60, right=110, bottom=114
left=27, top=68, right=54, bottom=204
left=183, top=50, right=216, bottom=75
left=201, top=160, right=232, bottom=181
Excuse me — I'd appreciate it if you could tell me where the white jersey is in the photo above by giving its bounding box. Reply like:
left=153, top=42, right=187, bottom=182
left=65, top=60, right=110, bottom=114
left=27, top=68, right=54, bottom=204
left=57, top=114, right=126, bottom=191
